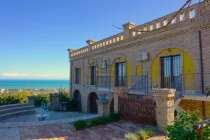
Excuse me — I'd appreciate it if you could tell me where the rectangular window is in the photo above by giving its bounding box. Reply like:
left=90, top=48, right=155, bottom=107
left=90, top=66, right=97, bottom=85
left=115, top=62, right=126, bottom=87
left=75, top=68, right=80, bottom=84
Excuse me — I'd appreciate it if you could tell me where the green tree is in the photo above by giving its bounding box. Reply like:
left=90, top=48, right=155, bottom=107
left=166, top=111, right=210, bottom=140
left=17, top=90, right=31, bottom=103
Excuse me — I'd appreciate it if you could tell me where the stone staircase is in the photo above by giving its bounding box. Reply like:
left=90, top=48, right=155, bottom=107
left=0, top=103, right=36, bottom=120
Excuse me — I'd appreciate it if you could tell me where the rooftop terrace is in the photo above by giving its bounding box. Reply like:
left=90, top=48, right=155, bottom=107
left=68, top=1, right=205, bottom=59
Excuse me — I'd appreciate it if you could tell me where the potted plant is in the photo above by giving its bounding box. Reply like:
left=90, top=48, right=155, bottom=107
left=205, top=87, right=210, bottom=97
left=99, top=92, right=108, bottom=100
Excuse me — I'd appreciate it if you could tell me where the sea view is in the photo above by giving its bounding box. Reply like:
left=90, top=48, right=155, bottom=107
left=0, top=79, right=69, bottom=89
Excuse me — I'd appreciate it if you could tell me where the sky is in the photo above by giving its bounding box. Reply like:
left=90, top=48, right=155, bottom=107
left=0, top=0, right=199, bottom=80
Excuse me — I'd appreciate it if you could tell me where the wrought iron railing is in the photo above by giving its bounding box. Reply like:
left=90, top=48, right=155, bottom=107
left=75, top=73, right=208, bottom=96
left=165, top=73, right=205, bottom=95
left=180, top=73, right=203, bottom=95
left=96, top=75, right=149, bottom=94
left=128, top=75, right=148, bottom=95
left=96, top=76, right=127, bottom=89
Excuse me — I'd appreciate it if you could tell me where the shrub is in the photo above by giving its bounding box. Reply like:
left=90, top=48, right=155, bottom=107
left=90, top=116, right=110, bottom=126
left=57, top=92, right=69, bottom=102
left=73, top=120, right=87, bottom=130
left=66, top=99, right=78, bottom=111
left=203, top=126, right=210, bottom=139
left=34, top=94, right=49, bottom=107
left=166, top=111, right=202, bottom=140
left=90, top=113, right=120, bottom=127
left=0, top=95, right=21, bottom=105
left=124, top=127, right=155, bottom=140
left=17, top=90, right=31, bottom=103
left=109, top=112, right=120, bottom=122
left=124, top=133, right=138, bottom=140
left=72, top=113, right=120, bottom=131
left=135, top=127, right=155, bottom=140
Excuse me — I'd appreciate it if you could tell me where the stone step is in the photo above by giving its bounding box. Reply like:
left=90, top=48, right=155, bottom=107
left=0, top=103, right=31, bottom=110
left=0, top=105, right=35, bottom=115
left=0, top=109, right=36, bottom=120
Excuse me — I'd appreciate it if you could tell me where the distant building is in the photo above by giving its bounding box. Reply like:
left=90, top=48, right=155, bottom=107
left=0, top=89, right=5, bottom=93
left=68, top=1, right=210, bottom=117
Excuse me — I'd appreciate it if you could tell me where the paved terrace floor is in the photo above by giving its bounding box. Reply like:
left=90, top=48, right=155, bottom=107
left=0, top=121, right=166, bottom=140
left=0, top=108, right=99, bottom=127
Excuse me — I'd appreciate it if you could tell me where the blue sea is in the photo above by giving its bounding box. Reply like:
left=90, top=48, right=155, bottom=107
left=0, top=79, right=69, bottom=89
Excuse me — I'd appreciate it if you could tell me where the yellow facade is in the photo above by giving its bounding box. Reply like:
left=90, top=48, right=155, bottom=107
left=110, top=57, right=132, bottom=86
left=179, top=99, right=210, bottom=118
left=179, top=99, right=202, bottom=113
left=136, top=65, right=142, bottom=76
left=151, top=48, right=194, bottom=89
left=205, top=101, right=210, bottom=118
left=87, top=62, right=100, bottom=85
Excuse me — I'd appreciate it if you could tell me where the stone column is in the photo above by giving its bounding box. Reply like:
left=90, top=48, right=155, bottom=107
left=114, top=94, right=119, bottom=113
left=152, top=88, right=175, bottom=133
left=27, top=96, right=35, bottom=105
left=96, top=100, right=110, bottom=116
left=113, top=87, right=128, bottom=113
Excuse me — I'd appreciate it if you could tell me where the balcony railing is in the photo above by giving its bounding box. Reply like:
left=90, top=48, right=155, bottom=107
left=73, top=73, right=209, bottom=96
left=180, top=73, right=204, bottom=95
left=128, top=75, right=148, bottom=95
left=96, top=75, right=149, bottom=94
left=164, top=73, right=208, bottom=95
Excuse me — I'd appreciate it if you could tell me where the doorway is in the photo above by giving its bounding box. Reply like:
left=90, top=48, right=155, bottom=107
left=89, top=92, right=99, bottom=113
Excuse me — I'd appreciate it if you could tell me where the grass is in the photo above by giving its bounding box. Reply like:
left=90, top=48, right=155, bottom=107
left=124, top=125, right=155, bottom=140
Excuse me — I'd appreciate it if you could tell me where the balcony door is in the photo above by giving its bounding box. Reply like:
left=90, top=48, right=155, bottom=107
left=75, top=68, right=80, bottom=84
left=161, top=55, right=181, bottom=90
left=90, top=66, right=97, bottom=85
left=115, top=62, right=126, bottom=87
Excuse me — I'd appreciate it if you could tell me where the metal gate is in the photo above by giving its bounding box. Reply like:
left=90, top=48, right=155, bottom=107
left=118, top=96, right=156, bottom=125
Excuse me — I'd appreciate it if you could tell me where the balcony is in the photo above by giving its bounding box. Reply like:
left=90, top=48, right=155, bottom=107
left=94, top=73, right=210, bottom=97
left=96, top=75, right=149, bottom=95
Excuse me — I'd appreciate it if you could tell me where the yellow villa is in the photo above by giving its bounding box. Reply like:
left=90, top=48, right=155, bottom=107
left=68, top=1, right=210, bottom=117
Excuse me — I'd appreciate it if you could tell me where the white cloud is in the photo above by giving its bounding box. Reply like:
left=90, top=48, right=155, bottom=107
left=33, top=74, right=57, bottom=78
left=3, top=73, right=29, bottom=77
left=2, top=72, right=67, bottom=79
